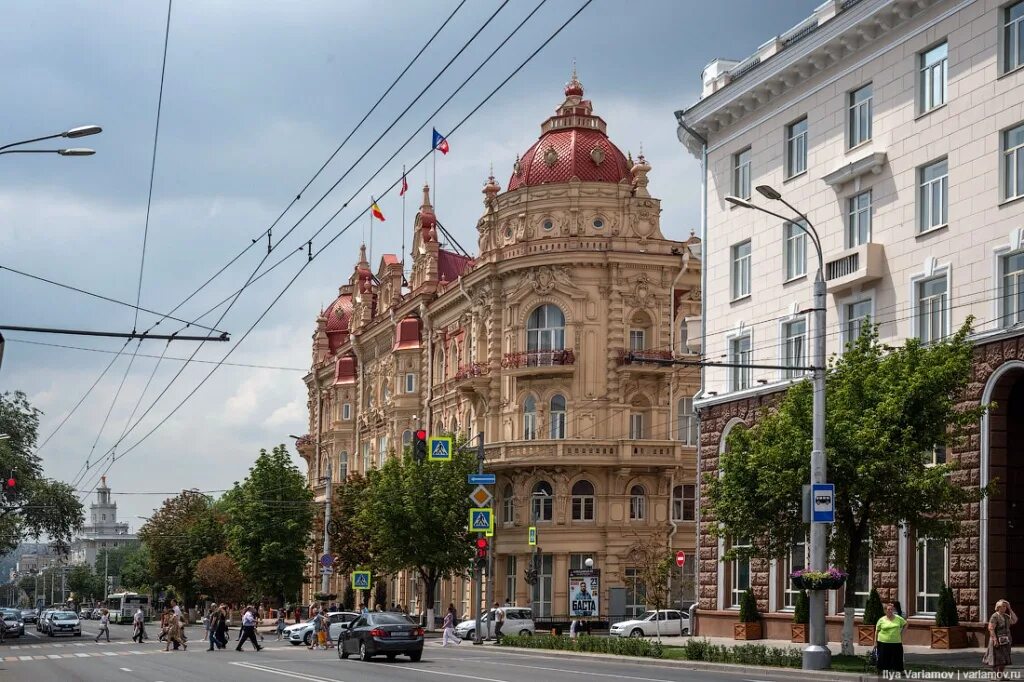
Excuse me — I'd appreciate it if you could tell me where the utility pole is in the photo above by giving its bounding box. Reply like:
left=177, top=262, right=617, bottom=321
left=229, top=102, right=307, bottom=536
left=320, top=461, right=332, bottom=597
left=104, top=551, right=109, bottom=602
left=473, top=431, right=485, bottom=646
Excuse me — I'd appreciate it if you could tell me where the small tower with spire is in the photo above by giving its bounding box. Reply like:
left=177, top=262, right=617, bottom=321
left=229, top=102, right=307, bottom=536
left=410, top=184, right=441, bottom=291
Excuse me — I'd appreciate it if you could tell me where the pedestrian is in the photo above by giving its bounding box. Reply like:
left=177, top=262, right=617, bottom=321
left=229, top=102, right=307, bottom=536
left=569, top=617, right=578, bottom=640
left=360, top=603, right=369, bottom=616
left=205, top=605, right=221, bottom=651
left=873, top=602, right=907, bottom=676
left=275, top=610, right=286, bottom=640
left=94, top=608, right=110, bottom=643
left=164, top=610, right=186, bottom=651
left=215, top=604, right=229, bottom=649
left=158, top=607, right=170, bottom=642
left=171, top=599, right=187, bottom=646
left=493, top=602, right=505, bottom=643
left=132, top=605, right=146, bottom=643
left=441, top=604, right=460, bottom=647
left=236, top=606, right=262, bottom=652
left=316, top=608, right=329, bottom=650
left=294, top=605, right=301, bottom=624
left=983, top=599, right=1018, bottom=678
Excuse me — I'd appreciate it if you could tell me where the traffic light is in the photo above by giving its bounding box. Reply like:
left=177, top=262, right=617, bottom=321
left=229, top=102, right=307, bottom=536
left=413, top=429, right=428, bottom=463
left=1, top=472, right=15, bottom=498
left=475, top=537, right=488, bottom=567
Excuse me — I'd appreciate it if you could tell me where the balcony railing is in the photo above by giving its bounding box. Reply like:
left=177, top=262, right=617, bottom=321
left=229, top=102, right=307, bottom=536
left=501, top=349, right=576, bottom=369
left=617, top=348, right=674, bottom=366
left=824, top=242, right=885, bottom=294
left=826, top=252, right=859, bottom=280
left=454, top=362, right=490, bottom=381
left=485, top=439, right=682, bottom=467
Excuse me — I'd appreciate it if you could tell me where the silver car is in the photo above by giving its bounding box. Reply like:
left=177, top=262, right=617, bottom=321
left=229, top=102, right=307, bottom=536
left=285, top=611, right=358, bottom=646
left=1, top=609, right=24, bottom=638
left=46, top=611, right=82, bottom=637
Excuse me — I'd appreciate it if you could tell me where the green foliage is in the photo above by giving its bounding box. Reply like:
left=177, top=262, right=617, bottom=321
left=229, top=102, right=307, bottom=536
left=316, top=473, right=371, bottom=575
left=621, top=531, right=675, bottom=619
left=935, top=584, right=959, bottom=627
left=705, top=321, right=988, bottom=597
left=738, top=588, right=760, bottom=622
left=680, top=639, right=802, bottom=668
left=66, top=564, right=103, bottom=602
left=119, top=544, right=155, bottom=592
left=863, top=587, right=884, bottom=625
left=0, top=391, right=85, bottom=555
left=793, top=590, right=809, bottom=624
left=222, top=445, right=314, bottom=606
left=342, top=582, right=355, bottom=611
left=499, top=634, right=664, bottom=658
left=195, top=553, right=248, bottom=604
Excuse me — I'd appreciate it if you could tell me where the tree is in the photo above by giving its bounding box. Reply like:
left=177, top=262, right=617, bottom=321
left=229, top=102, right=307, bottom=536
left=357, top=438, right=476, bottom=628
left=313, top=473, right=372, bottom=576
left=0, top=391, right=85, bottom=555
left=66, top=564, right=102, bottom=603
left=621, top=532, right=675, bottom=641
left=222, top=445, right=314, bottom=607
left=705, top=321, right=988, bottom=654
left=120, top=544, right=155, bottom=593
left=195, top=553, right=247, bottom=604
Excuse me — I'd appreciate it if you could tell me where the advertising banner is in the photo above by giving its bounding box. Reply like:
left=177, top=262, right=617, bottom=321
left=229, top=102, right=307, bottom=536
left=568, top=568, right=600, bottom=617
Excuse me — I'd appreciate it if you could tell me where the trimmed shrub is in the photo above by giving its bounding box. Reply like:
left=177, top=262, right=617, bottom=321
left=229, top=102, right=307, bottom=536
left=793, top=590, right=809, bottom=624
left=499, top=634, right=663, bottom=658
left=862, top=587, right=884, bottom=626
left=739, top=588, right=760, bottom=623
left=935, top=584, right=959, bottom=627
left=682, top=638, right=801, bottom=668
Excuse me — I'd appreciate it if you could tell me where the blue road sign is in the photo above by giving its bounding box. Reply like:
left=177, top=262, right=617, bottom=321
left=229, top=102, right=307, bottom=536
left=320, top=553, right=334, bottom=567
left=469, top=507, right=494, bottom=534
left=352, top=570, right=371, bottom=590
left=428, top=436, right=453, bottom=462
left=468, top=473, right=496, bottom=485
left=811, top=483, right=835, bottom=523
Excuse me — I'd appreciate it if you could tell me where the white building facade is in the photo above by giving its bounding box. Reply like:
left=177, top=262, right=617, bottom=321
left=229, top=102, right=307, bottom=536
left=677, top=0, right=1024, bottom=643
left=70, top=476, right=137, bottom=568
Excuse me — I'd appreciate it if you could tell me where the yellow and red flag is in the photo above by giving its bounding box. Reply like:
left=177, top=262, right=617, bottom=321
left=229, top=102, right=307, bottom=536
left=371, top=201, right=385, bottom=222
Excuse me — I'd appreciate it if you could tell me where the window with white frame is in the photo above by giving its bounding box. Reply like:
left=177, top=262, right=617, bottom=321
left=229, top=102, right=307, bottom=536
left=505, top=555, right=517, bottom=603
left=629, top=485, right=646, bottom=520
left=782, top=318, right=807, bottom=379
left=405, top=372, right=416, bottom=393
left=1004, top=122, right=1024, bottom=201
left=342, top=402, right=352, bottom=420
left=571, top=480, right=595, bottom=521
left=1000, top=250, right=1024, bottom=327
left=785, top=220, right=807, bottom=281
left=338, top=451, right=348, bottom=480
left=786, top=117, right=807, bottom=178
left=845, top=299, right=872, bottom=346
left=678, top=397, right=698, bottom=445
left=672, top=484, right=696, bottom=521
left=783, top=532, right=806, bottom=609
left=402, top=430, right=412, bottom=449
left=629, top=412, right=645, bottom=440
left=730, top=537, right=752, bottom=608
left=532, top=481, right=553, bottom=521
left=502, top=484, right=515, bottom=524
left=531, top=553, right=553, bottom=618
left=629, top=329, right=646, bottom=351
left=845, top=547, right=871, bottom=611
left=924, top=444, right=947, bottom=467
left=361, top=442, right=370, bottom=471
left=378, top=436, right=387, bottom=467
left=916, top=274, right=949, bottom=343
left=1005, top=1, right=1024, bottom=73
left=549, top=394, right=566, bottom=439
left=624, top=567, right=647, bottom=617
left=919, top=159, right=948, bottom=231
left=732, top=240, right=752, bottom=299
left=849, top=84, right=872, bottom=147
left=729, top=334, right=752, bottom=391
left=920, top=42, right=948, bottom=113
left=523, top=396, right=537, bottom=441
left=733, top=147, right=751, bottom=200
left=847, top=191, right=872, bottom=247
left=679, top=320, right=690, bottom=353
left=527, top=304, right=566, bottom=354
left=916, top=538, right=948, bottom=614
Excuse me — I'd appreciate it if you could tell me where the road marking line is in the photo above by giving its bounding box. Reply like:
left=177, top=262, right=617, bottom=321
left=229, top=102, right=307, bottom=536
left=120, top=668, right=132, bottom=672
left=102, top=651, right=119, bottom=656
left=74, top=652, right=91, bottom=657
left=18, top=655, right=33, bottom=661
left=229, top=661, right=348, bottom=681
left=387, top=665, right=509, bottom=682
left=46, top=654, right=61, bottom=659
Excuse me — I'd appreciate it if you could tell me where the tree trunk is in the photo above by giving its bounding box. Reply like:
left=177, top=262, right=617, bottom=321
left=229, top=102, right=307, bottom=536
left=421, top=569, right=437, bottom=631
left=842, top=607, right=855, bottom=655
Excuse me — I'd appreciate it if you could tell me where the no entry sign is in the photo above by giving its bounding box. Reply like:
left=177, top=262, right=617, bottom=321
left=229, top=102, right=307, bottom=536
left=676, top=550, right=686, bottom=567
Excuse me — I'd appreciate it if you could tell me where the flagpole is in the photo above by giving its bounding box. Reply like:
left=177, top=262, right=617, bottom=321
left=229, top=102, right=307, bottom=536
left=401, top=166, right=407, bottom=281
left=432, top=148, right=437, bottom=217
left=368, top=196, right=374, bottom=267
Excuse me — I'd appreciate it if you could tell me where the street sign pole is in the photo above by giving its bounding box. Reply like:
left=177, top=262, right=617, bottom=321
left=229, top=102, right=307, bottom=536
left=473, top=431, right=485, bottom=646
left=321, top=462, right=333, bottom=597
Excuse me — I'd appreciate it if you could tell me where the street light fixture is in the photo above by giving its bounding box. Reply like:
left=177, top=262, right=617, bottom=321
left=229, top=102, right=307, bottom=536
left=0, top=125, right=102, bottom=157
left=63, top=125, right=102, bottom=139
left=726, top=185, right=829, bottom=671
left=57, top=148, right=95, bottom=156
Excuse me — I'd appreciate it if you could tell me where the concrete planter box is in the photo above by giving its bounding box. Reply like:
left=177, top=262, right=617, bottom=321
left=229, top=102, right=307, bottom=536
left=931, top=626, right=967, bottom=649
left=734, top=622, right=763, bottom=640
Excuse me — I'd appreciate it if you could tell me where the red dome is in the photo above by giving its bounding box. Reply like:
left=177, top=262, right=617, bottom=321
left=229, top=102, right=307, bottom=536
left=324, top=293, right=352, bottom=353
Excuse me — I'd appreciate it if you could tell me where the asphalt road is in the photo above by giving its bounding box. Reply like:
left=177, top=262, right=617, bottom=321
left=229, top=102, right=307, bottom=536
left=0, top=622, right=820, bottom=682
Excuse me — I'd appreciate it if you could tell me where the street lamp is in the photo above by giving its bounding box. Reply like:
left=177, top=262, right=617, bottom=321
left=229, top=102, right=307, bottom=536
left=584, top=557, right=594, bottom=569
left=0, top=125, right=102, bottom=157
left=726, top=186, right=829, bottom=671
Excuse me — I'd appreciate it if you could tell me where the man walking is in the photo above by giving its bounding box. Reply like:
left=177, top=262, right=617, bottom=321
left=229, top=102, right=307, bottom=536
left=236, top=606, right=262, bottom=652
left=94, top=608, right=110, bottom=643
left=132, top=606, right=146, bottom=643
left=206, top=605, right=221, bottom=651
left=492, top=602, right=505, bottom=643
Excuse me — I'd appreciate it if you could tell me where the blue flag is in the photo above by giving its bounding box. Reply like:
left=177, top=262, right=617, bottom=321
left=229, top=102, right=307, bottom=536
left=432, top=128, right=449, bottom=155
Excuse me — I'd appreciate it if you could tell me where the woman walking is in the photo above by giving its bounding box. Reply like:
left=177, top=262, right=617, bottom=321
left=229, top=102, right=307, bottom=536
left=873, top=602, right=907, bottom=676
left=164, top=609, right=186, bottom=651
left=983, top=599, right=1018, bottom=679
left=441, top=604, right=461, bottom=647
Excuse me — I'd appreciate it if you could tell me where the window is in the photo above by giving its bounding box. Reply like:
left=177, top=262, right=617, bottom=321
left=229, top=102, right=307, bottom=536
left=783, top=532, right=806, bottom=609
left=571, top=480, right=595, bottom=521
left=402, top=430, right=412, bottom=448
left=502, top=484, right=515, bottom=524
left=531, top=554, right=553, bottom=618
left=920, top=42, right=948, bottom=113
left=361, top=442, right=370, bottom=471
left=338, top=451, right=349, bottom=480
left=629, top=413, right=645, bottom=440
left=845, top=299, right=872, bottom=346
left=405, top=373, right=416, bottom=393
left=378, top=436, right=387, bottom=468
left=672, top=484, right=695, bottom=521
left=916, top=274, right=948, bottom=343
left=1004, top=122, right=1024, bottom=201
left=523, top=396, right=537, bottom=441
left=624, top=567, right=647, bottom=617
left=845, top=548, right=871, bottom=611
left=569, top=554, right=591, bottom=571
left=526, top=304, right=566, bottom=358
left=505, top=556, right=517, bottom=603
left=731, top=240, right=752, bottom=300
left=629, top=329, right=646, bottom=351
left=784, top=220, right=807, bottom=281
left=847, top=191, right=872, bottom=247
left=532, top=481, right=553, bottom=522
left=342, top=403, right=351, bottom=420
left=919, top=159, right=948, bottom=231
left=925, top=444, right=947, bottom=467
left=678, top=397, right=698, bottom=445
left=1005, top=1, right=1024, bottom=73
left=629, top=485, right=646, bottom=520
left=849, top=84, right=872, bottom=147
left=730, top=537, right=752, bottom=608
left=786, top=117, right=808, bottom=178
left=782, top=318, right=807, bottom=379
left=733, top=147, right=752, bottom=199
left=679, top=320, right=690, bottom=353
left=549, top=394, right=566, bottom=439
left=102, top=514, right=106, bottom=521
left=1000, top=250, right=1024, bottom=327
left=729, top=334, right=752, bottom=391
left=916, top=538, right=948, bottom=614
left=437, top=348, right=446, bottom=381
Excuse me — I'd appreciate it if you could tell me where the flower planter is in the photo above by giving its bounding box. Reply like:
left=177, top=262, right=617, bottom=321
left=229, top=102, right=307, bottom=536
left=856, top=625, right=876, bottom=646
left=791, top=623, right=808, bottom=643
left=930, top=626, right=967, bottom=649
left=734, top=622, right=763, bottom=640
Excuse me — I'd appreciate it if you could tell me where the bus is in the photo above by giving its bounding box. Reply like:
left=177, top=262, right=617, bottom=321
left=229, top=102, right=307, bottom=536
left=105, top=592, right=151, bottom=624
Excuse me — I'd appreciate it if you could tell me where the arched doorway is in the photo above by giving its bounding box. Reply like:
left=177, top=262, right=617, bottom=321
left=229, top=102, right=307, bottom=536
left=986, top=362, right=1024, bottom=640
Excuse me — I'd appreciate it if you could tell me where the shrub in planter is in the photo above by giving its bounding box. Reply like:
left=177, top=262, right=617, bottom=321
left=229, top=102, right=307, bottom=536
left=857, top=587, right=884, bottom=646
left=735, top=588, right=763, bottom=640
left=931, top=584, right=966, bottom=649
left=498, top=634, right=663, bottom=658
left=791, top=590, right=809, bottom=643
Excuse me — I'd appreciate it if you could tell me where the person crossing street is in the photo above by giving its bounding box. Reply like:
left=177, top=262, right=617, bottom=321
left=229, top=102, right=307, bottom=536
left=94, top=608, right=110, bottom=643
left=235, top=606, right=262, bottom=652
left=132, top=606, right=146, bottom=643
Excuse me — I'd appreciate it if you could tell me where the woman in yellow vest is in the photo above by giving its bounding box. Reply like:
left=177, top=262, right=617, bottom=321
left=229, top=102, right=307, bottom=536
left=873, top=602, right=907, bottom=675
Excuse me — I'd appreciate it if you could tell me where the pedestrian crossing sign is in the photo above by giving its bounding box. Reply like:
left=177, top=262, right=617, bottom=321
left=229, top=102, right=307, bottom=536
left=351, top=570, right=371, bottom=590
left=428, top=436, right=453, bottom=462
left=528, top=526, right=537, bottom=546
left=469, top=507, right=493, bottom=534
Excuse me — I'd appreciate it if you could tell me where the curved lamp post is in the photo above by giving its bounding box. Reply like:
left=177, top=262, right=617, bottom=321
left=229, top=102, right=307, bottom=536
left=0, top=125, right=102, bottom=157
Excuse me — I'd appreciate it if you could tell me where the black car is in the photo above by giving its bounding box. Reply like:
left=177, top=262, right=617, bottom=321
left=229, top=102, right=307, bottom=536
left=20, top=610, right=37, bottom=624
left=337, top=612, right=424, bottom=662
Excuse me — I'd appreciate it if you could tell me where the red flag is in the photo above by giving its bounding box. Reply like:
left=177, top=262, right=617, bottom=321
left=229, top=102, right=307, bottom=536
left=371, top=201, right=385, bottom=222
left=400, top=172, right=408, bottom=197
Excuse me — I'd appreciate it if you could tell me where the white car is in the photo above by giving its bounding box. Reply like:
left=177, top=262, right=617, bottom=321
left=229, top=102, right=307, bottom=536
left=46, top=611, right=82, bottom=637
left=454, top=607, right=535, bottom=640
left=285, top=611, right=358, bottom=646
left=610, top=609, right=689, bottom=638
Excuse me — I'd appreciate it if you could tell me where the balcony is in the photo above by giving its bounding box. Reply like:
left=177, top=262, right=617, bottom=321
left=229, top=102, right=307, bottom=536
left=616, top=348, right=676, bottom=373
left=484, top=438, right=683, bottom=469
left=501, top=349, right=576, bottom=377
left=453, top=362, right=491, bottom=394
left=824, top=242, right=885, bottom=294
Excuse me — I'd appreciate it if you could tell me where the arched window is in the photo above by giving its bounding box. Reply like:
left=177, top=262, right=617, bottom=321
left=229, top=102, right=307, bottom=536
left=571, top=480, right=595, bottom=521
left=502, top=484, right=515, bottom=524
left=527, top=304, right=566, bottom=353
left=629, top=485, right=646, bottom=520
left=450, top=417, right=459, bottom=435
left=402, top=430, right=413, bottom=449
left=549, top=394, right=566, bottom=439
left=338, top=451, right=349, bottom=480
left=523, top=396, right=537, bottom=440
left=532, top=481, right=553, bottom=521
left=437, top=347, right=446, bottom=382
left=629, top=394, right=651, bottom=440
left=629, top=310, right=652, bottom=352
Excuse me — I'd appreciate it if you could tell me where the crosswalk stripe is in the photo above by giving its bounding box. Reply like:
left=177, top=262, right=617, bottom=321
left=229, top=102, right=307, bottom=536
left=74, top=652, right=91, bottom=657
left=102, top=651, right=118, bottom=656
left=18, top=655, right=33, bottom=661
left=47, top=654, right=61, bottom=659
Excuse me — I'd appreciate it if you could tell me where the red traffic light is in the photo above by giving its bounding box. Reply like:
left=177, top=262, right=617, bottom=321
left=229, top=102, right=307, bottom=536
left=475, top=538, right=488, bottom=550
left=415, top=429, right=427, bottom=440
left=5, top=478, right=13, bottom=489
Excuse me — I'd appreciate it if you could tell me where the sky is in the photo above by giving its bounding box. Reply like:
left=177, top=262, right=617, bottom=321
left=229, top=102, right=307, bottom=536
left=0, top=0, right=819, bottom=529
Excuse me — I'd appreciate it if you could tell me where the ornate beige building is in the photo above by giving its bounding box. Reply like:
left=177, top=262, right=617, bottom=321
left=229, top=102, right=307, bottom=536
left=299, top=74, right=701, bottom=621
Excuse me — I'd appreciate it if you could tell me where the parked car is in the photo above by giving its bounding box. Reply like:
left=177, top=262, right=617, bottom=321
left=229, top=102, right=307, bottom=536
left=37, top=609, right=55, bottom=632
left=454, top=607, right=535, bottom=640
left=337, top=611, right=424, bottom=662
left=609, top=609, right=689, bottom=638
left=46, top=611, right=82, bottom=637
left=79, top=607, right=94, bottom=620
left=1, top=609, right=24, bottom=637
left=20, top=609, right=37, bottom=624
left=284, top=611, right=358, bottom=646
